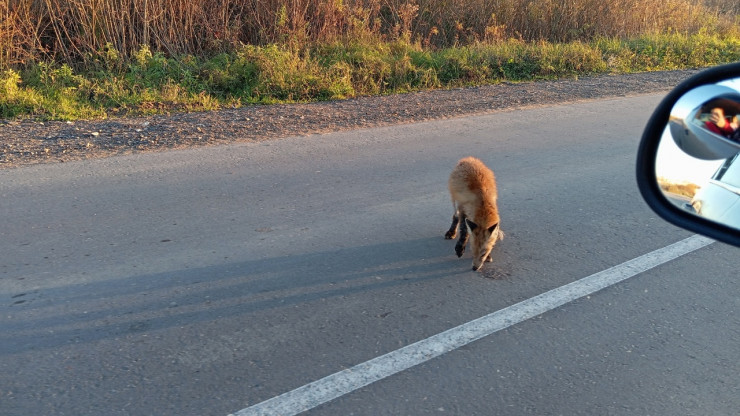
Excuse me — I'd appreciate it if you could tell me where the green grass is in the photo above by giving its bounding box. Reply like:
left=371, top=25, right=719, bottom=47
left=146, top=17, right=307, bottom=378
left=2, top=33, right=740, bottom=121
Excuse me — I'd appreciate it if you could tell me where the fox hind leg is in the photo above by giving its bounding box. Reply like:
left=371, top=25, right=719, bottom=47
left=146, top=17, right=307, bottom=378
left=445, top=214, right=459, bottom=239
left=454, top=213, right=469, bottom=258
left=445, top=202, right=460, bottom=239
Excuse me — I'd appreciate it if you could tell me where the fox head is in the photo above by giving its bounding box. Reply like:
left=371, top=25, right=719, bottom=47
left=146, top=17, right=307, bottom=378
left=465, top=218, right=502, bottom=271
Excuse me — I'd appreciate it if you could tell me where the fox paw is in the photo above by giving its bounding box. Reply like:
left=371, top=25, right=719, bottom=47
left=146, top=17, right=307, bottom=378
left=455, top=242, right=466, bottom=258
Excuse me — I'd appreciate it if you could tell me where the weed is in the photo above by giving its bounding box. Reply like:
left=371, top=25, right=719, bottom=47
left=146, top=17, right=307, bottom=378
left=1, top=0, right=739, bottom=121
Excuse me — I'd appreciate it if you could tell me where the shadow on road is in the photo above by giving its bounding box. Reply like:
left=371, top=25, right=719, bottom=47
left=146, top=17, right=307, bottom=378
left=2, top=235, right=474, bottom=355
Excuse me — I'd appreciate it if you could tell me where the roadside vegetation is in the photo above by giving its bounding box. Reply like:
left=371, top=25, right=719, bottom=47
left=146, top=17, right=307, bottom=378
left=1, top=0, right=739, bottom=120
left=659, top=178, right=701, bottom=199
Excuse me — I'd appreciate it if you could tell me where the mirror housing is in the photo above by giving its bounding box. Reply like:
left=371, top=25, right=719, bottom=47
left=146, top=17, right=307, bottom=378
left=637, top=62, right=740, bottom=247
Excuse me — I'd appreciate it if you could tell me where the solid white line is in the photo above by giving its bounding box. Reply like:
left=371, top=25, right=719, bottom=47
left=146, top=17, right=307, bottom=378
left=230, top=235, right=714, bottom=416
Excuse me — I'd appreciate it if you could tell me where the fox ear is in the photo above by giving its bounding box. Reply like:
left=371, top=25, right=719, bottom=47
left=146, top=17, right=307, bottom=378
left=465, top=218, right=478, bottom=230
left=488, top=223, right=498, bottom=233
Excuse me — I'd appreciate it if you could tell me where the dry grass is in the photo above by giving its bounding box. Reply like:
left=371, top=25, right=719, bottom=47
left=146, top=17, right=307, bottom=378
left=1, top=0, right=737, bottom=68
left=2, top=0, right=738, bottom=120
left=659, top=179, right=701, bottom=199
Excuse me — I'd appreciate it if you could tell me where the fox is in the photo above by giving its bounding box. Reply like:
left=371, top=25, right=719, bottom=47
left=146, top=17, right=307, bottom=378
left=445, top=157, right=504, bottom=271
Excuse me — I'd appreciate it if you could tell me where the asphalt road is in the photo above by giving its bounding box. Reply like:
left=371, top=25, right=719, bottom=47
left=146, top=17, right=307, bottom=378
left=2, top=94, right=739, bottom=415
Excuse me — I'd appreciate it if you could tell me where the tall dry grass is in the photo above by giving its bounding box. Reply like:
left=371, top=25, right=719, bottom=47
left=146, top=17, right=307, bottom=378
left=1, top=0, right=737, bottom=68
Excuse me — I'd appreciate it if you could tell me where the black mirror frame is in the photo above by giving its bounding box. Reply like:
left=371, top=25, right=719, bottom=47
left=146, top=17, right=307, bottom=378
left=637, top=62, right=740, bottom=247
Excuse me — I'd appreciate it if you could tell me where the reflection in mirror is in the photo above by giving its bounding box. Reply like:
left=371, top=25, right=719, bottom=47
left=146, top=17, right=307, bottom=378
left=656, top=77, right=740, bottom=231
left=668, top=84, right=740, bottom=160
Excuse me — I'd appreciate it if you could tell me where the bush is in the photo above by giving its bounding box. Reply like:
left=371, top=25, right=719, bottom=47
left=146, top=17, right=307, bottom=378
left=2, top=32, right=739, bottom=120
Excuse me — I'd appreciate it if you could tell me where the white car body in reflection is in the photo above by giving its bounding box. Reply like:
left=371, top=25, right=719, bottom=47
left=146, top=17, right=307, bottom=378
left=692, top=153, right=740, bottom=229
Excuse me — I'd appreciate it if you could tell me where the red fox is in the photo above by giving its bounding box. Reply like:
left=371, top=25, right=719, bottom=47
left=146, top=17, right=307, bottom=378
left=445, top=157, right=504, bottom=271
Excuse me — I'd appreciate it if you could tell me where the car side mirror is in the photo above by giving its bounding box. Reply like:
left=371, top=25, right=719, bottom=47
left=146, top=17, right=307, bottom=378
left=637, top=62, right=740, bottom=247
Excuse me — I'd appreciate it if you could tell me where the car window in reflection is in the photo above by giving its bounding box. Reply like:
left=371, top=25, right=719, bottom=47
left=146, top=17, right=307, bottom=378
left=714, top=153, right=740, bottom=187
left=698, top=102, right=740, bottom=141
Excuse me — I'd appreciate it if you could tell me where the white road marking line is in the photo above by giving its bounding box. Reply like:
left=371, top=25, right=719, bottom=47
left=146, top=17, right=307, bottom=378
left=230, top=235, right=714, bottom=416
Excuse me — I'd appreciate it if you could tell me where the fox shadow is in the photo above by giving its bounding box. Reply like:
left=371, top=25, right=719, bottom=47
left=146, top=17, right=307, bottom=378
left=2, top=234, right=475, bottom=355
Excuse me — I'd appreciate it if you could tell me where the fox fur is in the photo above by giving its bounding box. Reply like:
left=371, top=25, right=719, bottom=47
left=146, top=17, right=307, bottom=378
left=445, top=157, right=503, bottom=271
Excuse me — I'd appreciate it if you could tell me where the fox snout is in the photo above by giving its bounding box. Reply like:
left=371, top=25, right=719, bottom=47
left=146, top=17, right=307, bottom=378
left=471, top=250, right=494, bottom=271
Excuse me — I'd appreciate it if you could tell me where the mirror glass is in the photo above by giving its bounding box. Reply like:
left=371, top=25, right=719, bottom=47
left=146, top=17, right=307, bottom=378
left=656, top=77, right=740, bottom=230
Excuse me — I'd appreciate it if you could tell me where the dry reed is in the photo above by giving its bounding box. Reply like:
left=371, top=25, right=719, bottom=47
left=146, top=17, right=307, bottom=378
left=1, top=0, right=737, bottom=68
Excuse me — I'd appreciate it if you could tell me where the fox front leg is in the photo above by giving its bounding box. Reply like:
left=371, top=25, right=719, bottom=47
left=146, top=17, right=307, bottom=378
left=454, top=214, right=469, bottom=258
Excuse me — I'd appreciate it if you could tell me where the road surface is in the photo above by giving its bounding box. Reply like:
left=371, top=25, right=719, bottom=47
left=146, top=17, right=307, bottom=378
left=2, top=94, right=739, bottom=415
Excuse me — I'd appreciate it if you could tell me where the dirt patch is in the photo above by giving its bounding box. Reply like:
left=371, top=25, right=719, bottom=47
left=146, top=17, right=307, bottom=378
left=0, top=70, right=699, bottom=169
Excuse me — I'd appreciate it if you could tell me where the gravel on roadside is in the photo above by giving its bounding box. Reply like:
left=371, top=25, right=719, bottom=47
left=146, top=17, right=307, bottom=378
left=0, top=69, right=699, bottom=169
